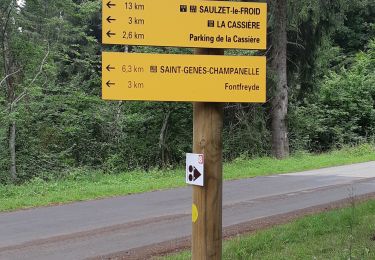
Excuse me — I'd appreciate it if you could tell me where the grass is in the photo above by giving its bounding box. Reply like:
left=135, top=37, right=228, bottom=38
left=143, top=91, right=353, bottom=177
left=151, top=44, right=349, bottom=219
left=164, top=199, right=375, bottom=260
left=0, top=144, right=374, bottom=212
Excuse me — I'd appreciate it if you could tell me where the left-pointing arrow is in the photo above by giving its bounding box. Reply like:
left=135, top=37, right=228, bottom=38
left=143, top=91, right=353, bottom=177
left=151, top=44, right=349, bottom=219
left=106, top=81, right=115, bottom=88
left=106, top=65, right=115, bottom=72
left=106, top=16, right=116, bottom=23
left=106, top=30, right=116, bottom=38
left=106, top=1, right=116, bottom=8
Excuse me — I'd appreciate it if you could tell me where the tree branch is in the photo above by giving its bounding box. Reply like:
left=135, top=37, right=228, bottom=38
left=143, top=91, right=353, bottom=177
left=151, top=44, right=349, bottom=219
left=1, top=42, right=50, bottom=114
left=27, top=42, right=50, bottom=88
left=11, top=42, right=50, bottom=106
left=287, top=41, right=304, bottom=49
left=0, top=68, right=20, bottom=87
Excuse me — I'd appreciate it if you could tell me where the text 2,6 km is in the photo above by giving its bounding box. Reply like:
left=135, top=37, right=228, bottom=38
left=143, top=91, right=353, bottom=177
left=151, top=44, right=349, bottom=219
left=123, top=31, right=145, bottom=40
left=124, top=2, right=145, bottom=10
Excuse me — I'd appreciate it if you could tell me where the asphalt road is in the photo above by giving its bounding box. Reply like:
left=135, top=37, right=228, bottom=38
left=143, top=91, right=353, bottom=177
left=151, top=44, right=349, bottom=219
left=1, top=162, right=375, bottom=259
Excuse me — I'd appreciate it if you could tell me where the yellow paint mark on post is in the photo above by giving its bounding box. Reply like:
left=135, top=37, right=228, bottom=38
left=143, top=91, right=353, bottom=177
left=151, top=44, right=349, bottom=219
left=102, top=0, right=267, bottom=50
left=192, top=204, right=199, bottom=223
left=102, top=52, right=266, bottom=103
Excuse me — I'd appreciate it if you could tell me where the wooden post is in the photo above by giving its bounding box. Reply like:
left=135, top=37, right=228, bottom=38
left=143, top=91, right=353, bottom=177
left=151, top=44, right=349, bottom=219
left=192, top=48, right=224, bottom=260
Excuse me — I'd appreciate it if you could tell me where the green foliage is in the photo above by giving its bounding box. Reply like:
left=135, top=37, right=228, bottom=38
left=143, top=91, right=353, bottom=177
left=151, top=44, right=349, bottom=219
left=102, top=102, right=193, bottom=171
left=290, top=41, right=375, bottom=151
left=0, top=0, right=105, bottom=182
left=0, top=1, right=374, bottom=183
left=334, top=0, right=375, bottom=54
left=223, top=104, right=270, bottom=160
left=286, top=0, right=349, bottom=97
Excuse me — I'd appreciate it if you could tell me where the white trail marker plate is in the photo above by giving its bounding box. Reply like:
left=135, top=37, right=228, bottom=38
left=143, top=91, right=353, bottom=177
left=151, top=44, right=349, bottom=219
left=186, top=153, right=204, bottom=186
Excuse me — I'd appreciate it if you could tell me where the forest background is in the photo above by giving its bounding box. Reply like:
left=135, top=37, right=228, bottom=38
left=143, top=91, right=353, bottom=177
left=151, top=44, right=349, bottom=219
left=0, top=0, right=374, bottom=184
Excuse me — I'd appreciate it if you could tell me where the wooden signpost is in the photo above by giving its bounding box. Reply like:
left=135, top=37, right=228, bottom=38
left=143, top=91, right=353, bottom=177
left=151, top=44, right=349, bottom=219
left=101, top=0, right=267, bottom=259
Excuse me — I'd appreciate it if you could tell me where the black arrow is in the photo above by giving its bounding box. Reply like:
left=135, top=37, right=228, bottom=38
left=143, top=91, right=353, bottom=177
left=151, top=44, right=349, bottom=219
left=188, top=165, right=202, bottom=182
left=106, top=80, right=115, bottom=88
left=106, top=1, right=116, bottom=8
left=106, top=30, right=116, bottom=38
left=106, top=16, right=116, bottom=23
left=106, top=65, right=115, bottom=72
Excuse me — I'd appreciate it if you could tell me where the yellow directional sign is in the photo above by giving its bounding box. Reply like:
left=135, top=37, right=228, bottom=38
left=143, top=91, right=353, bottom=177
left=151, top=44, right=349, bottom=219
left=102, top=0, right=267, bottom=50
left=102, top=52, right=266, bottom=102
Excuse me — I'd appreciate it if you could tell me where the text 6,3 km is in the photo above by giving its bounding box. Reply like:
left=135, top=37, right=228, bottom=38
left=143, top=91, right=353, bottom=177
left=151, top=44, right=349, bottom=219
left=122, top=65, right=144, bottom=73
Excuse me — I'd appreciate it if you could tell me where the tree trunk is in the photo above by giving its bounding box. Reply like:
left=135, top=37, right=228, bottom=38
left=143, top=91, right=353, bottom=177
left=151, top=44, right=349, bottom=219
left=9, top=120, right=17, bottom=180
left=270, top=0, right=289, bottom=159
left=2, top=3, right=17, bottom=180
left=159, top=110, right=171, bottom=167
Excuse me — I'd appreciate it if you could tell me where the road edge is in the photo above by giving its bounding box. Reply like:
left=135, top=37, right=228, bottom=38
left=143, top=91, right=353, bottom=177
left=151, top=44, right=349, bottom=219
left=91, top=192, right=375, bottom=260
